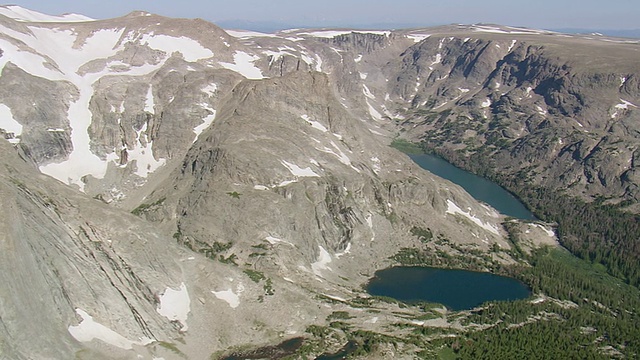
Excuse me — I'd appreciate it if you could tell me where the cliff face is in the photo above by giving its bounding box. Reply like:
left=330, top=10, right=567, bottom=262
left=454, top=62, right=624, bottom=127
left=378, top=29, right=640, bottom=207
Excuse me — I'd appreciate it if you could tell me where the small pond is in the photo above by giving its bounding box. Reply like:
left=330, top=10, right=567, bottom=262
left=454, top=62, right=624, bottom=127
left=366, top=266, right=531, bottom=311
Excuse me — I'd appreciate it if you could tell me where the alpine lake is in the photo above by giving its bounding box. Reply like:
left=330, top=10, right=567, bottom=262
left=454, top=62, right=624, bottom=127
left=366, top=153, right=534, bottom=310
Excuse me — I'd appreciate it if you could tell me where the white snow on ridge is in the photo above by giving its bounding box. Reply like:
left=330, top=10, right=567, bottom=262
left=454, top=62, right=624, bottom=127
left=445, top=199, right=500, bottom=235
left=68, top=309, right=153, bottom=350
left=157, top=283, right=191, bottom=331
left=138, top=33, right=214, bottom=62
left=30, top=27, right=126, bottom=75
left=471, top=25, right=546, bottom=35
left=225, top=29, right=279, bottom=38
left=0, top=5, right=94, bottom=23
left=298, top=30, right=354, bottom=38
left=297, top=30, right=390, bottom=38
left=0, top=104, right=22, bottom=144
left=219, top=51, right=264, bottom=79
left=408, top=34, right=430, bottom=42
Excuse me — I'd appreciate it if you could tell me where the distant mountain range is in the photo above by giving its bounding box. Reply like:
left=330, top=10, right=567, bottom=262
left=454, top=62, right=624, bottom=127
left=215, top=19, right=640, bottom=39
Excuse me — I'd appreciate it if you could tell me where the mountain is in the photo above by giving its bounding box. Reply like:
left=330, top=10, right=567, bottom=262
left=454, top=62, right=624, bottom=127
left=0, top=6, right=638, bottom=359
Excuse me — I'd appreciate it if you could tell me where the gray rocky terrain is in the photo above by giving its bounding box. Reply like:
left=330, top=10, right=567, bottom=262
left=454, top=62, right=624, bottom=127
left=0, top=5, right=635, bottom=359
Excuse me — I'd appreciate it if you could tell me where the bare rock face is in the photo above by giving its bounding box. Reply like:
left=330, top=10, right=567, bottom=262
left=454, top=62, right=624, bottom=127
left=379, top=28, right=640, bottom=205
left=141, top=70, right=511, bottom=285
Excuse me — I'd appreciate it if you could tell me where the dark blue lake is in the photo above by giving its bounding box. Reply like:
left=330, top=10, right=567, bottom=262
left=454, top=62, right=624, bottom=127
left=366, top=266, right=531, bottom=311
left=410, top=154, right=535, bottom=220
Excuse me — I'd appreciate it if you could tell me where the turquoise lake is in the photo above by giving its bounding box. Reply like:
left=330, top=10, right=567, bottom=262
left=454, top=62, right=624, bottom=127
left=410, top=153, right=536, bottom=220
left=366, top=266, right=531, bottom=311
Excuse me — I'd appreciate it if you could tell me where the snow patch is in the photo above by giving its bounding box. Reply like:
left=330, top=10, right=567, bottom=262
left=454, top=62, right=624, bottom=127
left=507, top=40, right=517, bottom=52
left=367, top=100, right=383, bottom=121
left=365, top=316, right=379, bottom=324
left=211, top=289, right=240, bottom=308
left=139, top=33, right=213, bottom=62
left=301, top=114, right=328, bottom=132
left=481, top=98, right=492, bottom=108
left=127, top=123, right=166, bottom=178
left=144, top=85, right=154, bottom=114
left=219, top=51, right=264, bottom=79
left=362, top=84, right=375, bottom=99
left=408, top=34, right=430, bottom=42
left=201, top=83, right=218, bottom=96
left=319, top=141, right=358, bottom=171
left=254, top=185, right=269, bottom=190
left=370, top=157, right=381, bottom=174
left=225, top=30, right=279, bottom=38
left=354, top=54, right=362, bottom=62
left=68, top=309, right=153, bottom=350
left=298, top=30, right=354, bottom=38
left=0, top=104, right=22, bottom=144
left=615, top=99, right=637, bottom=110
left=311, top=246, right=332, bottom=276
left=533, top=223, right=555, bottom=237
left=314, top=54, right=323, bottom=72
left=265, top=236, right=294, bottom=246
left=281, top=160, right=319, bottom=177
left=323, top=294, right=347, bottom=302
left=157, top=283, right=190, bottom=331
left=611, top=99, right=637, bottom=118
left=471, top=25, right=546, bottom=35
left=536, top=105, right=547, bottom=116
left=446, top=200, right=500, bottom=235
left=430, top=53, right=442, bottom=66
left=335, top=243, right=351, bottom=258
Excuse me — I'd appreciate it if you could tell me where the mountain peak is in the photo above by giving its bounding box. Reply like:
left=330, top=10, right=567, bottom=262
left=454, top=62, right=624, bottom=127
left=123, top=10, right=155, bottom=18
left=0, top=5, right=94, bottom=23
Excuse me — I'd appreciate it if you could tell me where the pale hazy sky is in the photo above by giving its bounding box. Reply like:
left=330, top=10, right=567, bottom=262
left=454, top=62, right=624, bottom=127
left=3, top=0, right=639, bottom=30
